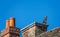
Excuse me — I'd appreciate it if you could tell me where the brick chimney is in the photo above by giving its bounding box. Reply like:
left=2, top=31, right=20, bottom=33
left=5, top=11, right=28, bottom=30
left=2, top=18, right=20, bottom=37
left=9, top=18, right=15, bottom=27
left=6, top=20, right=10, bottom=28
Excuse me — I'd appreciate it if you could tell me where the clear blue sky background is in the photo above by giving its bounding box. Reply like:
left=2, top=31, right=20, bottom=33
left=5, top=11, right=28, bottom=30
left=0, top=0, right=60, bottom=37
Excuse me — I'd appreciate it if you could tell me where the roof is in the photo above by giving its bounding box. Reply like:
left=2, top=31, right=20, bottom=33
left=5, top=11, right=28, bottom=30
left=40, top=27, right=60, bottom=36
left=21, top=22, right=48, bottom=31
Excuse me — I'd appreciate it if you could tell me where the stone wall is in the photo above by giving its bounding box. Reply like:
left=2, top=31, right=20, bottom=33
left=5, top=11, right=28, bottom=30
left=40, top=28, right=60, bottom=37
left=22, top=26, right=35, bottom=37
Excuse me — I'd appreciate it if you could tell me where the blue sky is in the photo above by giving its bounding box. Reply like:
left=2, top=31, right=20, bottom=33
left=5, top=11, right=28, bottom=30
left=0, top=0, right=60, bottom=36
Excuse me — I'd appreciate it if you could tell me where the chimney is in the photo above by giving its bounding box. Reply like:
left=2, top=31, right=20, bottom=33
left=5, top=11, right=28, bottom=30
left=6, top=20, right=10, bottom=28
left=10, top=18, right=15, bottom=27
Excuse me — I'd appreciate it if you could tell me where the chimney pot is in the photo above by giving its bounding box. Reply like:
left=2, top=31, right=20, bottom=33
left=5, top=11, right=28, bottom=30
left=6, top=20, right=9, bottom=28
left=10, top=18, right=15, bottom=27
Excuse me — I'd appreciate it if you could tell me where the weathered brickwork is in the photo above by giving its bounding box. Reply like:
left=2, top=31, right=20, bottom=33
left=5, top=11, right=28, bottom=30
left=0, top=18, right=20, bottom=37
